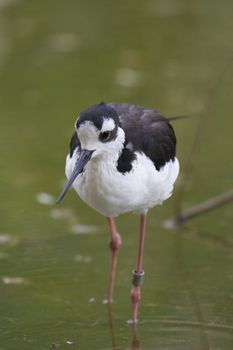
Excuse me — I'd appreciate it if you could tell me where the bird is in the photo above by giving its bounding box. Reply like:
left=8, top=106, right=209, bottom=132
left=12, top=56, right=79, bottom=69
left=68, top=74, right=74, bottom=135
left=57, top=102, right=179, bottom=323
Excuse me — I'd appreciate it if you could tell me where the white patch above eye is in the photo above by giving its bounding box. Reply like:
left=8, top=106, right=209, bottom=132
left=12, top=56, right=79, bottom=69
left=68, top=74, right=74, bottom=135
left=77, top=121, right=98, bottom=145
left=101, top=118, right=115, bottom=132
left=76, top=120, right=97, bottom=131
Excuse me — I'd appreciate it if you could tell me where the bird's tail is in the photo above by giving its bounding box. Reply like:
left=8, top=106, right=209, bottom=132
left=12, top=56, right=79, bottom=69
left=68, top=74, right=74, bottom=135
left=168, top=115, right=190, bottom=121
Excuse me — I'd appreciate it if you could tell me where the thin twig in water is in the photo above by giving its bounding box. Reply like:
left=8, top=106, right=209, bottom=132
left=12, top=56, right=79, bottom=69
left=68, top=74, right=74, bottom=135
left=164, top=189, right=233, bottom=229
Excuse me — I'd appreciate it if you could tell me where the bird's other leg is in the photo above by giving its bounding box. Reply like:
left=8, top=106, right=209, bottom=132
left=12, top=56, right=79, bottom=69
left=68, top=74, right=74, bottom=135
left=106, top=217, right=122, bottom=303
left=130, top=214, right=147, bottom=323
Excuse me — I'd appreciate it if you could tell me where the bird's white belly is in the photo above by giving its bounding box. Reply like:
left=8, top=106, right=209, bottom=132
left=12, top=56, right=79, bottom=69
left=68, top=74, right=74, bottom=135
left=66, top=152, right=179, bottom=217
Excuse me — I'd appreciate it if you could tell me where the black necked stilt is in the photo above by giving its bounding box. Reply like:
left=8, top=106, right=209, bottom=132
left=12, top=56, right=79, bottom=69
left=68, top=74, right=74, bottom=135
left=57, top=102, right=179, bottom=323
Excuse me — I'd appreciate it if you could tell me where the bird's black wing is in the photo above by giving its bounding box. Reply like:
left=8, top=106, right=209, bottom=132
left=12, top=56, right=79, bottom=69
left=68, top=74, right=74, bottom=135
left=109, top=103, right=177, bottom=171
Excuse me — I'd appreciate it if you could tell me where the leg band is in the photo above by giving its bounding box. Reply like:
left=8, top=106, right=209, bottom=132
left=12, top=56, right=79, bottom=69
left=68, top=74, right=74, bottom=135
left=132, top=270, right=145, bottom=286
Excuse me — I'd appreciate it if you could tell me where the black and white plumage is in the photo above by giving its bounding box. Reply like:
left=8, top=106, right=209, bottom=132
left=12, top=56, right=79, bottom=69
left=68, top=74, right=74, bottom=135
left=57, top=102, right=179, bottom=322
left=57, top=102, right=179, bottom=216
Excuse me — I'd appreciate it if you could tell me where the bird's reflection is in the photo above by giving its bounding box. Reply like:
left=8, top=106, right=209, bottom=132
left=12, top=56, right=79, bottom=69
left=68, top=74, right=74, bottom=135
left=106, top=303, right=144, bottom=350
left=106, top=303, right=117, bottom=349
left=130, top=324, right=143, bottom=350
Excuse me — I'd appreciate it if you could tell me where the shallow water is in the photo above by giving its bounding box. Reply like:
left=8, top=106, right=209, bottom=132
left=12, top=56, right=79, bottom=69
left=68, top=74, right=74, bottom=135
left=0, top=0, right=233, bottom=349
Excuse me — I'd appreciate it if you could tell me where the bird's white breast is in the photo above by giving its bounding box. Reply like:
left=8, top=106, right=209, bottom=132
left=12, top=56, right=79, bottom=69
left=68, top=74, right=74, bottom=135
left=65, top=149, right=179, bottom=217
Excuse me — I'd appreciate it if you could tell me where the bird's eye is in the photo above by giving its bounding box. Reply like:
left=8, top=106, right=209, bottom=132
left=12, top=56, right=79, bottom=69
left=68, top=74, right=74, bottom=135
left=99, top=131, right=111, bottom=142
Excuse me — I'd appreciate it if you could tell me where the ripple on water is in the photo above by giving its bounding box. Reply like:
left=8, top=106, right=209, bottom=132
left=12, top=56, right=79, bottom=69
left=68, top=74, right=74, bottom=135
left=74, top=254, right=92, bottom=263
left=49, top=207, right=98, bottom=234
left=0, top=233, right=21, bottom=247
left=49, top=208, right=75, bottom=220
left=2, top=276, right=29, bottom=285
left=0, top=234, right=10, bottom=244
left=139, top=317, right=233, bottom=335
left=36, top=192, right=55, bottom=205
left=115, top=68, right=141, bottom=88
left=70, top=224, right=98, bottom=235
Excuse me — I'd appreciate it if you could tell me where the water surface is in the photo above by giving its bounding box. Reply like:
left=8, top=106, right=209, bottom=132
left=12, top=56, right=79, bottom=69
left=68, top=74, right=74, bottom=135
left=0, top=0, right=233, bottom=349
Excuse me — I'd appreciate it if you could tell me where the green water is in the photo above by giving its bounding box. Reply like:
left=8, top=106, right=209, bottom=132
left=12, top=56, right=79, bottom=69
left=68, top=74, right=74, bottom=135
left=1, top=0, right=233, bottom=349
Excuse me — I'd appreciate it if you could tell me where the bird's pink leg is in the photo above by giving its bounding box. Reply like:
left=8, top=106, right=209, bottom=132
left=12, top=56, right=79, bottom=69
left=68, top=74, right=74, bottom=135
left=130, top=214, right=147, bottom=323
left=106, top=217, right=122, bottom=303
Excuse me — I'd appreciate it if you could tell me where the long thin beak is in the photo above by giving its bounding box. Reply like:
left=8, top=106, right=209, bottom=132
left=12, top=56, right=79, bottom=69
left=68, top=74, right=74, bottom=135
left=56, top=149, right=94, bottom=204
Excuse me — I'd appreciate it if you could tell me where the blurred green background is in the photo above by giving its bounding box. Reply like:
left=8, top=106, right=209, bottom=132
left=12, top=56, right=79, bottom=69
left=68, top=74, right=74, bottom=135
left=0, top=0, right=233, bottom=349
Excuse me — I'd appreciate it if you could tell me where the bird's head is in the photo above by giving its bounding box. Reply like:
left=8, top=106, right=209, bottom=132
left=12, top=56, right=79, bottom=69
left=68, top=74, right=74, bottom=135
left=56, top=102, right=125, bottom=204
left=75, top=102, right=125, bottom=159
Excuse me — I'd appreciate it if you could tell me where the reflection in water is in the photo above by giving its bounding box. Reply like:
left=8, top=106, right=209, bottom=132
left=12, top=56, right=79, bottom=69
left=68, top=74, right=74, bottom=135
left=1, top=0, right=233, bottom=348
left=130, top=325, right=143, bottom=350
left=106, top=303, right=117, bottom=349
left=106, top=303, right=143, bottom=350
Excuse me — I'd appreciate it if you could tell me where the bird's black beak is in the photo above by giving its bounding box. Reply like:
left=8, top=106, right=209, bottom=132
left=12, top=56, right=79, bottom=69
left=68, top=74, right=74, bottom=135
left=56, top=149, right=94, bottom=204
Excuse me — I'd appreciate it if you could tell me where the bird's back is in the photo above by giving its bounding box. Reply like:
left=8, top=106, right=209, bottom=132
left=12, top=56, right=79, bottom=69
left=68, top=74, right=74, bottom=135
left=109, top=103, right=176, bottom=171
